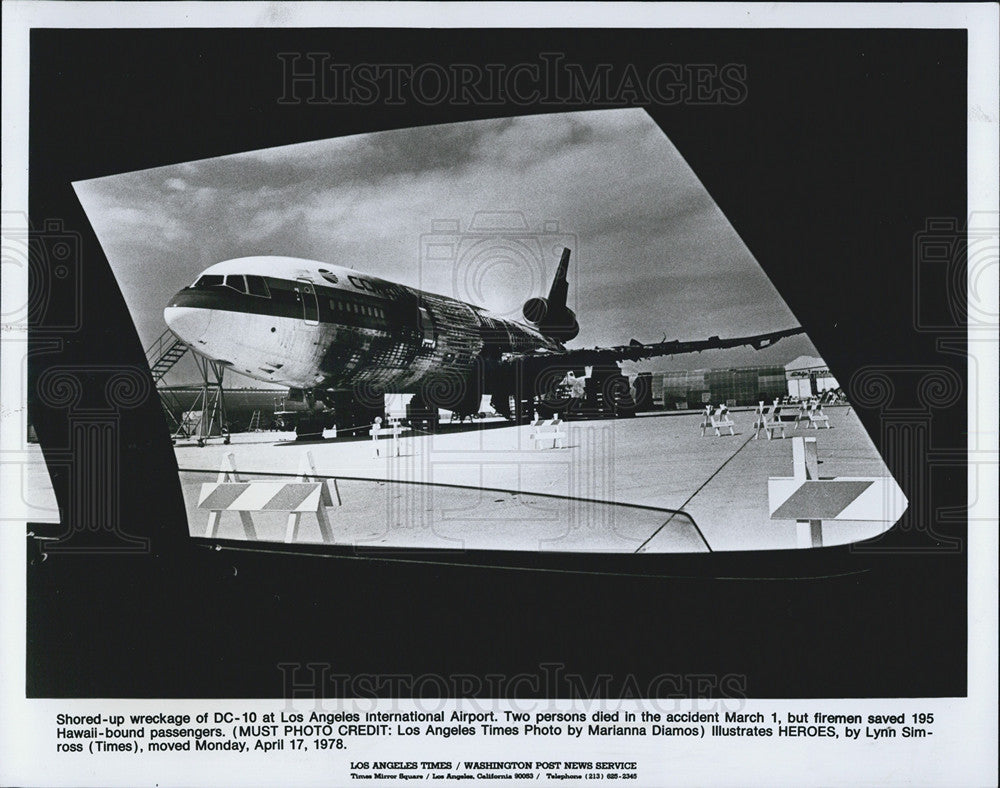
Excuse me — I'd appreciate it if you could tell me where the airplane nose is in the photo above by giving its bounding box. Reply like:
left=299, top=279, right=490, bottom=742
left=163, top=306, right=212, bottom=345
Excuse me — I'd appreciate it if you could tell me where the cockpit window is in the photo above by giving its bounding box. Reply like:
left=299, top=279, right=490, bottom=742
left=224, top=275, right=247, bottom=294
left=245, top=275, right=270, bottom=298
left=193, top=274, right=224, bottom=288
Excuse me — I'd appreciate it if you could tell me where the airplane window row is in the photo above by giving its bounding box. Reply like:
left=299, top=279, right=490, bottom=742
left=330, top=299, right=386, bottom=320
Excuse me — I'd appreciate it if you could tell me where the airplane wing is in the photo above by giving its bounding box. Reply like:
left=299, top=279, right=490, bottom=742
left=507, top=326, right=806, bottom=371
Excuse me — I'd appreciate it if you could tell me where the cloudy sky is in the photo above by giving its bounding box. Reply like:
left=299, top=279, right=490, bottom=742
left=74, top=109, right=816, bottom=384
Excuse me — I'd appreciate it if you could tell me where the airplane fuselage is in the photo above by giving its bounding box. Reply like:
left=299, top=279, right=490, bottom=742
left=164, top=256, right=564, bottom=397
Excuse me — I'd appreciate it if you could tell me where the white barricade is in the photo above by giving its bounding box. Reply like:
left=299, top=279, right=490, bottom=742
left=752, top=400, right=786, bottom=440
left=370, top=417, right=402, bottom=458
left=198, top=452, right=338, bottom=544
left=529, top=417, right=567, bottom=449
left=768, top=437, right=906, bottom=548
left=807, top=402, right=830, bottom=429
left=792, top=400, right=831, bottom=430
left=792, top=402, right=812, bottom=429
left=701, top=405, right=735, bottom=437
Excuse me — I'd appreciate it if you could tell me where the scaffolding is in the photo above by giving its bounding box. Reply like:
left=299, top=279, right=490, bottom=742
left=184, top=353, right=230, bottom=445
left=144, top=327, right=229, bottom=445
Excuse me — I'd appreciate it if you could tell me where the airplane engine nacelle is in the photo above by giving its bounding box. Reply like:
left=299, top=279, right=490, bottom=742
left=523, top=298, right=579, bottom=341
left=549, top=309, right=580, bottom=341
left=522, top=297, right=549, bottom=324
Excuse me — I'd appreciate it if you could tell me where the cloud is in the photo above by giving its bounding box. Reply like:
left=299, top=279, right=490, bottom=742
left=73, top=108, right=813, bottom=381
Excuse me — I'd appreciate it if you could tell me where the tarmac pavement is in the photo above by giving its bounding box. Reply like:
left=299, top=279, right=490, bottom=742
left=174, top=404, right=896, bottom=553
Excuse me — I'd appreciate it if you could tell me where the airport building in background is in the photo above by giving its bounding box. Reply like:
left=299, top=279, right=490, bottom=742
left=782, top=355, right=840, bottom=399
left=637, top=355, right=841, bottom=409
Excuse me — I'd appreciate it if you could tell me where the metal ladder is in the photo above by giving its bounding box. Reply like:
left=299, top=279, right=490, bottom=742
left=146, top=328, right=189, bottom=382
left=144, top=328, right=190, bottom=435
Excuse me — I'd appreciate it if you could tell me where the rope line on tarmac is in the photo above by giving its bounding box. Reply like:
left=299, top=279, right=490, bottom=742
left=179, top=421, right=719, bottom=554
left=633, top=433, right=757, bottom=554
left=176, top=466, right=695, bottom=519
left=179, top=419, right=763, bottom=557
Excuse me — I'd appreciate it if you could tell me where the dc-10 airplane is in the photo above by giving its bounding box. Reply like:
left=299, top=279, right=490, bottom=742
left=164, top=248, right=804, bottom=438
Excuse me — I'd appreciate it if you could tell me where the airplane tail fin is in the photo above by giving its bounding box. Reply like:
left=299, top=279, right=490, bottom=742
left=546, top=247, right=571, bottom=313
left=522, top=247, right=578, bottom=341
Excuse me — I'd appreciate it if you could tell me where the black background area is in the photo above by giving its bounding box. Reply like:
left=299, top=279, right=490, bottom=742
left=27, top=29, right=967, bottom=698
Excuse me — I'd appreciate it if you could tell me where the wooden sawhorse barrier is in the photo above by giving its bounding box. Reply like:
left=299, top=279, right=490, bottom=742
left=700, top=405, right=735, bottom=437
left=198, top=452, right=340, bottom=544
left=529, top=417, right=567, bottom=449
left=792, top=400, right=831, bottom=430
left=752, top=400, right=786, bottom=440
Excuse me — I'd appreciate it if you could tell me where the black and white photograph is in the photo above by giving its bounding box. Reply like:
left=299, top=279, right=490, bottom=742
left=1, top=3, right=996, bottom=786
left=70, top=108, right=906, bottom=555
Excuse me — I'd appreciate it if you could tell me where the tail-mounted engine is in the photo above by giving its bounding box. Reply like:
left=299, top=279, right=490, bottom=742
left=522, top=247, right=580, bottom=341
